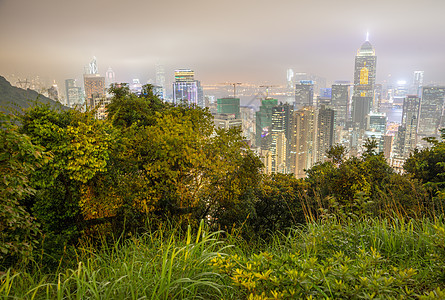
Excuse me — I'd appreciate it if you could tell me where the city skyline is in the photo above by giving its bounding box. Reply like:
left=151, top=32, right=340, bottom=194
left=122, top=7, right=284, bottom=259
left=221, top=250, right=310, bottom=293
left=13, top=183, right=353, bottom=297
left=1, top=0, right=445, bottom=88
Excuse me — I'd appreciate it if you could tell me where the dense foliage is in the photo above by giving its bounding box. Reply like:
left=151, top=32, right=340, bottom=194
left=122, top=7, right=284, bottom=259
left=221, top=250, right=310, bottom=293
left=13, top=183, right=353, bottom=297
left=2, top=84, right=445, bottom=298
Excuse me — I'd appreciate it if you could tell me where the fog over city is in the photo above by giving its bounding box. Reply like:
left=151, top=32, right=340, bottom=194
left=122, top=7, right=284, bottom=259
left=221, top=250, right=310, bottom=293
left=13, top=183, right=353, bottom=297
left=1, top=0, right=445, bottom=86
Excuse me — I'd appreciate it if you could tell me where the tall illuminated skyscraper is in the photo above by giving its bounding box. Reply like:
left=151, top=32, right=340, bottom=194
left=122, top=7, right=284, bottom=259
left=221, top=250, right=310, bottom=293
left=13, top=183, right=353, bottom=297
left=172, top=69, right=204, bottom=107
left=351, top=36, right=377, bottom=129
left=65, top=79, right=82, bottom=107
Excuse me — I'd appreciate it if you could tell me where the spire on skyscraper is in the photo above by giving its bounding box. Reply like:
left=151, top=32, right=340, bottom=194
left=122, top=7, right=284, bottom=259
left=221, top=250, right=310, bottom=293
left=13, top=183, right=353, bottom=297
left=89, top=56, right=98, bottom=74
left=366, top=31, right=369, bottom=42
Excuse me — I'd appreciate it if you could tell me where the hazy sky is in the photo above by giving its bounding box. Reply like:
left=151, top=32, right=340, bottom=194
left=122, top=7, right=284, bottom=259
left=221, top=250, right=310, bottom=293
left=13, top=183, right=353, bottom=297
left=1, top=0, right=445, bottom=88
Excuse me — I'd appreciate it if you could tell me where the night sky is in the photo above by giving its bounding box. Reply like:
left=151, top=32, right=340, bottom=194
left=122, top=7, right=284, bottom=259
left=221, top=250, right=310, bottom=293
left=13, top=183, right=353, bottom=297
left=1, top=0, right=444, bottom=88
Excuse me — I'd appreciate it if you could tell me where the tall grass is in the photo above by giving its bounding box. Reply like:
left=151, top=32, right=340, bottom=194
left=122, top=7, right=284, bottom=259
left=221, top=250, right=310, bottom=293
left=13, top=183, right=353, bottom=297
left=2, top=218, right=445, bottom=299
left=0, top=220, right=232, bottom=299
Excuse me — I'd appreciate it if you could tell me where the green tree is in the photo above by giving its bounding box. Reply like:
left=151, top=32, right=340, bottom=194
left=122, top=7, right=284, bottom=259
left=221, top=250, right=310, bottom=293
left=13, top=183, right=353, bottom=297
left=19, top=105, right=113, bottom=243
left=0, top=113, right=44, bottom=266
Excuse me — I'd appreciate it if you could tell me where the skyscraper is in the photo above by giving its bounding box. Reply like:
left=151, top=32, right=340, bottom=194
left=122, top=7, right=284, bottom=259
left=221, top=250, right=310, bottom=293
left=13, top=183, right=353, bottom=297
left=255, top=97, right=278, bottom=150
left=316, top=105, right=335, bottom=163
left=351, top=37, right=377, bottom=129
left=418, top=86, right=445, bottom=137
left=105, top=67, right=116, bottom=93
left=270, top=103, right=292, bottom=173
left=83, top=57, right=106, bottom=110
left=172, top=69, right=204, bottom=107
left=65, top=79, right=82, bottom=107
left=217, top=97, right=240, bottom=118
left=331, top=82, right=350, bottom=126
left=155, top=63, right=166, bottom=100
left=411, top=71, right=424, bottom=96
left=290, top=106, right=317, bottom=178
left=295, top=81, right=314, bottom=108
left=395, top=95, right=420, bottom=157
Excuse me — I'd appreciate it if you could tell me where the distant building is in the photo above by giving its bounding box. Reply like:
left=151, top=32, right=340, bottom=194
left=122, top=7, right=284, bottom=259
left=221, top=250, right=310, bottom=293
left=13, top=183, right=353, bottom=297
left=418, top=86, right=445, bottom=137
left=217, top=97, right=240, bottom=118
left=290, top=106, right=317, bottom=178
left=84, top=74, right=106, bottom=109
left=316, top=105, right=335, bottom=163
left=395, top=95, right=421, bottom=157
left=105, top=67, right=116, bottom=92
left=270, top=103, right=292, bottom=173
left=65, top=79, right=82, bottom=107
left=331, top=83, right=350, bottom=126
left=47, top=83, right=59, bottom=102
left=351, top=38, right=377, bottom=129
left=155, top=63, right=166, bottom=100
left=255, top=98, right=278, bottom=150
left=172, top=69, right=204, bottom=107
left=212, top=113, right=242, bottom=130
left=295, top=81, right=314, bottom=108
left=83, top=57, right=106, bottom=110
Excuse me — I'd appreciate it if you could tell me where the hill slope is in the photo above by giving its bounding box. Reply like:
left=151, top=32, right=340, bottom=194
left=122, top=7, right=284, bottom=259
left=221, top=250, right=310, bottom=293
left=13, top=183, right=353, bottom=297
left=0, top=75, right=67, bottom=112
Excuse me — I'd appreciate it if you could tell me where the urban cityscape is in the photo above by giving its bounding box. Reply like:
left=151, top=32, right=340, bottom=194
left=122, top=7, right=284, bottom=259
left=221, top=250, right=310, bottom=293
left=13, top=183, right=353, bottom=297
left=4, top=35, right=443, bottom=178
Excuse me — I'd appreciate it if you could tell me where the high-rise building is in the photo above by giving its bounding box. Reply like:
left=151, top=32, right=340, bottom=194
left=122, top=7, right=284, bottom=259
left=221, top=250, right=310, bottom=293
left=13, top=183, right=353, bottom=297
left=351, top=37, right=377, bottom=129
left=316, top=105, right=335, bottom=163
left=84, top=74, right=106, bottom=108
left=83, top=57, right=106, bottom=109
left=418, top=86, right=445, bottom=137
left=290, top=106, right=317, bottom=178
left=105, top=67, right=116, bottom=94
left=295, top=81, right=314, bottom=108
left=395, top=95, right=420, bottom=157
left=255, top=98, right=278, bottom=150
left=172, top=69, right=204, bottom=107
left=331, top=83, right=350, bottom=126
left=217, top=97, right=240, bottom=118
left=411, top=71, right=424, bottom=96
left=155, top=63, right=166, bottom=100
left=270, top=103, right=293, bottom=173
left=65, top=79, right=82, bottom=107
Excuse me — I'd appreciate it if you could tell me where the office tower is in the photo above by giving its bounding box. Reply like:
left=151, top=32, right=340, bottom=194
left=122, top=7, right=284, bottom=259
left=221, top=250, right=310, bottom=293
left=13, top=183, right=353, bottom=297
left=365, top=112, right=387, bottom=153
left=295, top=81, right=314, bottom=108
left=316, top=105, right=335, bottom=163
left=351, top=37, right=377, bottom=129
left=84, top=57, right=106, bottom=109
left=105, top=67, right=116, bottom=92
left=290, top=106, right=317, bottom=178
left=395, top=81, right=408, bottom=97
left=172, top=69, right=204, bottom=107
left=395, top=95, right=421, bottom=157
left=411, top=71, right=424, bottom=96
left=255, top=97, right=278, bottom=149
left=217, top=97, right=240, bottom=118
left=331, top=83, right=350, bottom=126
left=65, top=79, right=82, bottom=107
left=418, top=86, right=445, bottom=137
left=84, top=74, right=106, bottom=108
left=367, top=112, right=386, bottom=133
left=155, top=63, right=166, bottom=100
left=270, top=103, right=293, bottom=173
left=286, top=69, right=294, bottom=102
left=47, top=82, right=59, bottom=102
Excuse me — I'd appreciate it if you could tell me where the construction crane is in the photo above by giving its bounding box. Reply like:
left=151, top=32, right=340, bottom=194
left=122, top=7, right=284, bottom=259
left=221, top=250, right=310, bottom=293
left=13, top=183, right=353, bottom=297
left=219, top=82, right=242, bottom=98
left=245, top=85, right=279, bottom=107
left=259, top=85, right=278, bottom=98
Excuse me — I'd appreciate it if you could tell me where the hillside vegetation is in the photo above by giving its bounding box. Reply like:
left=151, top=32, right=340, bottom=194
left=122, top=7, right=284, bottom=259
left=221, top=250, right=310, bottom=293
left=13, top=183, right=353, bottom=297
left=1, top=83, right=445, bottom=299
